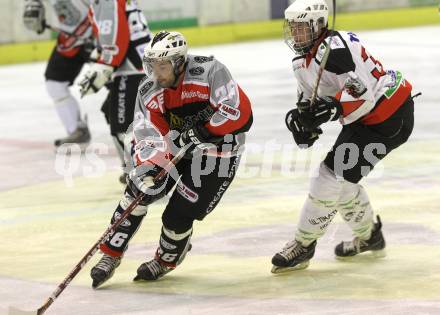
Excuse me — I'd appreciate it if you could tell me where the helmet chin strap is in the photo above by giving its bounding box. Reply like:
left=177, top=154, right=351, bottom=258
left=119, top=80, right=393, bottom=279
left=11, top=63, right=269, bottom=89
left=171, top=61, right=188, bottom=88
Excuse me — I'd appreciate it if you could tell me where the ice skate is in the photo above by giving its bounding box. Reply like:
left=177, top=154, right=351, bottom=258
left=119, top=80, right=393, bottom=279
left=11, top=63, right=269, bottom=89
left=271, top=240, right=317, bottom=274
left=335, top=215, right=386, bottom=259
left=54, top=119, right=91, bottom=148
left=133, top=258, right=173, bottom=281
left=90, top=254, right=121, bottom=289
left=119, top=173, right=127, bottom=184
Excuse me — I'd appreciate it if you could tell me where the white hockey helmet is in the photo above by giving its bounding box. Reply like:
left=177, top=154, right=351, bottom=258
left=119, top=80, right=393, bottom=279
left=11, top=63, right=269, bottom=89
left=284, top=0, right=329, bottom=55
left=143, top=31, right=188, bottom=77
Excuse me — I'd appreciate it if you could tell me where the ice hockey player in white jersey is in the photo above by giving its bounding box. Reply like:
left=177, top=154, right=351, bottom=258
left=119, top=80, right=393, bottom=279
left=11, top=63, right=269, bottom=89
left=23, top=0, right=93, bottom=147
left=271, top=0, right=416, bottom=273
left=89, top=31, right=253, bottom=288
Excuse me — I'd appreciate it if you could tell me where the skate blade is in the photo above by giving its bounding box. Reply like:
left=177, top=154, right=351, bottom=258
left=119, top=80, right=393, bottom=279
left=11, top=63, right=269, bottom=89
left=8, top=306, right=38, bottom=315
left=92, top=280, right=103, bottom=289
left=54, top=142, right=89, bottom=154
left=335, top=249, right=386, bottom=260
left=271, top=261, right=310, bottom=274
left=371, top=249, right=386, bottom=258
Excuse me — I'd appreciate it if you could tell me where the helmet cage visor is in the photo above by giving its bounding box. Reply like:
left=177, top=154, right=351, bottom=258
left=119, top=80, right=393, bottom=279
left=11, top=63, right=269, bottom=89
left=284, top=19, right=317, bottom=55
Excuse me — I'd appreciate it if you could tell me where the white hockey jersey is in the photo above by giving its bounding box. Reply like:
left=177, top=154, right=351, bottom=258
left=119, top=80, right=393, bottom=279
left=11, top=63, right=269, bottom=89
left=292, top=31, right=412, bottom=125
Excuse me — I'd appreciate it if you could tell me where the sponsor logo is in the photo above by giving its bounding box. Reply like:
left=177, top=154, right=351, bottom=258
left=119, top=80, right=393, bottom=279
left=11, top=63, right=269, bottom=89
left=218, top=104, right=240, bottom=121
left=139, top=81, right=154, bottom=96
left=181, top=90, right=209, bottom=100
left=189, top=67, right=205, bottom=76
left=176, top=182, right=199, bottom=203
left=160, top=236, right=177, bottom=250
left=167, top=106, right=214, bottom=131
left=194, top=55, right=214, bottom=64
left=308, top=209, right=338, bottom=226
left=329, top=36, right=344, bottom=50
left=205, top=157, right=239, bottom=214
left=343, top=211, right=354, bottom=221
left=101, top=44, right=120, bottom=56
left=118, top=76, right=128, bottom=124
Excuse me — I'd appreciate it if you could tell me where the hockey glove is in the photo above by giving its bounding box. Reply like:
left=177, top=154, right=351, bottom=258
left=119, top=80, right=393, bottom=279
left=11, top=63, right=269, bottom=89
left=78, top=63, right=114, bottom=97
left=178, top=124, right=223, bottom=153
left=23, top=0, right=46, bottom=34
left=286, top=108, right=322, bottom=148
left=298, top=96, right=342, bottom=131
left=127, top=164, right=167, bottom=205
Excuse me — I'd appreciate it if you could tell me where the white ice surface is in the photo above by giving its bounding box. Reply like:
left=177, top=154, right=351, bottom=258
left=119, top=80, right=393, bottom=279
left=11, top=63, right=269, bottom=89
left=0, top=26, right=440, bottom=315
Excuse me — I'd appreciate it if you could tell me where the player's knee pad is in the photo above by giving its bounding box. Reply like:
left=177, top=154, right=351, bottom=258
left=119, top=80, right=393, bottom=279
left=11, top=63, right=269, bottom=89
left=155, top=226, right=192, bottom=268
left=338, top=184, right=374, bottom=239
left=162, top=207, right=194, bottom=233
left=100, top=201, right=147, bottom=257
left=45, top=80, right=71, bottom=103
left=309, top=162, right=344, bottom=205
left=295, top=163, right=343, bottom=244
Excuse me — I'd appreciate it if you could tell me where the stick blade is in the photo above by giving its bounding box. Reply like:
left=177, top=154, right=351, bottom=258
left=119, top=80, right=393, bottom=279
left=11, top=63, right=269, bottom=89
left=8, top=306, right=39, bottom=315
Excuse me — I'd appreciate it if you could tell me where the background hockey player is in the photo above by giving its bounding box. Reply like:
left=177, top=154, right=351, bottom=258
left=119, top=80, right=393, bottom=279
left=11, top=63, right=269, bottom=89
left=23, top=0, right=93, bottom=147
left=271, top=0, right=415, bottom=273
left=77, top=0, right=151, bottom=183
left=89, top=31, right=253, bottom=288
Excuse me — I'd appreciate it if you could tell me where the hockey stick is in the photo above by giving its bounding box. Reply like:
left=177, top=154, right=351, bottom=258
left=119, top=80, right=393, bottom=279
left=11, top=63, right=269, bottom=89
left=309, top=0, right=337, bottom=108
left=8, top=147, right=187, bottom=315
left=43, top=22, right=79, bottom=39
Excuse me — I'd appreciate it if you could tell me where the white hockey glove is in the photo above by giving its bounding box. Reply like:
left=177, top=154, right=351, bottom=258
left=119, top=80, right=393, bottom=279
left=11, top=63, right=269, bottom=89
left=78, top=63, right=114, bottom=97
left=23, top=0, right=46, bottom=34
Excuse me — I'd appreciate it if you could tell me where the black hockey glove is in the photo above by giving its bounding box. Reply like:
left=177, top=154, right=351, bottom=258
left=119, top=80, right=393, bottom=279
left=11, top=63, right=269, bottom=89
left=23, top=0, right=46, bottom=34
left=298, top=96, right=342, bottom=131
left=286, top=109, right=322, bottom=148
left=178, top=124, right=223, bottom=153
left=127, top=164, right=168, bottom=205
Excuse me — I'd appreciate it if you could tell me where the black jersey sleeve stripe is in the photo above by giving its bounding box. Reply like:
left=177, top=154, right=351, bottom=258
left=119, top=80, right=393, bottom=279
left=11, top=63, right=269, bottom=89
left=322, top=32, right=356, bottom=75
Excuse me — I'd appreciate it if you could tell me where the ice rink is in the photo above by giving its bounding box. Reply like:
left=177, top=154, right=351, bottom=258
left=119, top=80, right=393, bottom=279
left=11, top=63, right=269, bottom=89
left=1, top=26, right=440, bottom=314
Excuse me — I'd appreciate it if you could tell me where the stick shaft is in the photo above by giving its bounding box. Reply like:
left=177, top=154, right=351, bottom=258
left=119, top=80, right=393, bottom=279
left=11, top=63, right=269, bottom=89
left=310, top=0, right=337, bottom=108
left=36, top=147, right=187, bottom=314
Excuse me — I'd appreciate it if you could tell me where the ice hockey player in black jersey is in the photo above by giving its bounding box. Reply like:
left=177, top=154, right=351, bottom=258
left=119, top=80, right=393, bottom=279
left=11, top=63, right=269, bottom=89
left=271, top=0, right=415, bottom=273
